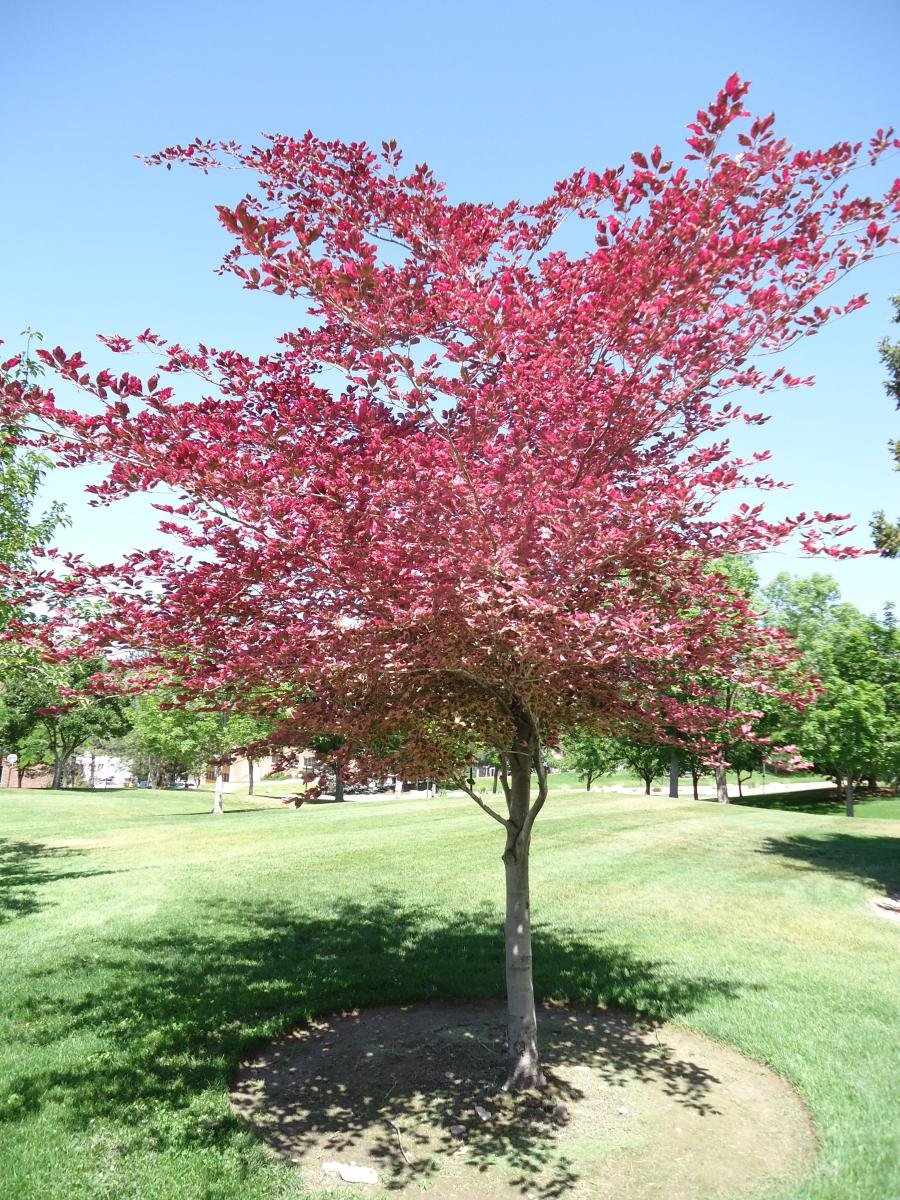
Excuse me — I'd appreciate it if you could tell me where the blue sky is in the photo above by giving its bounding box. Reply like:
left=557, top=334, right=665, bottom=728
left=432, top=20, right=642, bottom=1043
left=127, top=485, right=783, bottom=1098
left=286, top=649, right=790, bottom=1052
left=2, top=0, right=898, bottom=613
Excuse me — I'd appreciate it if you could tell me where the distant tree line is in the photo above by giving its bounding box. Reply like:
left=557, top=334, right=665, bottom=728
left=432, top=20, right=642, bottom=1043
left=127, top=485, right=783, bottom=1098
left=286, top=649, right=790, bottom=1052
left=556, top=565, right=899, bottom=816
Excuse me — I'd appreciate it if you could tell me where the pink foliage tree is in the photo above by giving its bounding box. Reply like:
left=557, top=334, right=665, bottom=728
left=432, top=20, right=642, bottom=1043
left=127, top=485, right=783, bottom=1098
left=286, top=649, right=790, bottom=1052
left=3, top=78, right=897, bottom=1087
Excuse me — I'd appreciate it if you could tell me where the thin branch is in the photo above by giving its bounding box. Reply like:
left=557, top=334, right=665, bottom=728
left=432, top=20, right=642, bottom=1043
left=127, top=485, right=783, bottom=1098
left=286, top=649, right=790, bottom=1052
left=522, top=770, right=548, bottom=840
left=451, top=775, right=509, bottom=829
left=497, top=750, right=513, bottom=806
left=522, top=721, right=550, bottom=841
left=389, top=1120, right=412, bottom=1166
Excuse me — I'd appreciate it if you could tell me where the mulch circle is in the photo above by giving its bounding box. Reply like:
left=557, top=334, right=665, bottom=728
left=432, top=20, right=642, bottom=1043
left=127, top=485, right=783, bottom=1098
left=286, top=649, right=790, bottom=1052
left=230, top=1000, right=816, bottom=1200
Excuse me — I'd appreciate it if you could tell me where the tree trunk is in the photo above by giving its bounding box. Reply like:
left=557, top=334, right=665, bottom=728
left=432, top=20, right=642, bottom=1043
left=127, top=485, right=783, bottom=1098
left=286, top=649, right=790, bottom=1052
left=691, top=766, right=700, bottom=802
left=715, top=765, right=729, bottom=804
left=211, top=765, right=224, bottom=814
left=503, top=749, right=544, bottom=1092
left=17, top=766, right=24, bottom=787
left=247, top=758, right=254, bottom=796
left=643, top=775, right=651, bottom=795
left=845, top=780, right=855, bottom=818
left=866, top=775, right=877, bottom=792
left=51, top=756, right=64, bottom=790
left=586, top=769, right=593, bottom=791
left=492, top=767, right=499, bottom=794
left=89, top=753, right=96, bottom=790
left=334, top=768, right=344, bottom=803
left=668, top=750, right=679, bottom=798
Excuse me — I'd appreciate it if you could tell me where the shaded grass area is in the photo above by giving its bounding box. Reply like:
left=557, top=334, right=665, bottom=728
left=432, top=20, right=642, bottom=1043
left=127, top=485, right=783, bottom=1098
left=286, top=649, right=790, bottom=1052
left=0, top=789, right=898, bottom=1199
left=719, top=787, right=900, bottom=821
left=0, top=839, right=118, bottom=925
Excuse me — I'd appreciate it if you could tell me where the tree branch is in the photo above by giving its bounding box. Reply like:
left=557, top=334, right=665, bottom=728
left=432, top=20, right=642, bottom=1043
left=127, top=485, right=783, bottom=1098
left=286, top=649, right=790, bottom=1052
left=497, top=750, right=513, bottom=806
left=452, top=775, right=510, bottom=829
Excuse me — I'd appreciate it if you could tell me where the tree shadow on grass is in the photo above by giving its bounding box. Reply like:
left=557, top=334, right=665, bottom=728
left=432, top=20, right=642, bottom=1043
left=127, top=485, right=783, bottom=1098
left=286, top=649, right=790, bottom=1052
left=170, top=807, right=283, bottom=816
left=2, top=898, right=748, bottom=1197
left=721, top=787, right=897, bottom=818
left=0, top=838, right=116, bottom=925
left=758, top=832, right=900, bottom=896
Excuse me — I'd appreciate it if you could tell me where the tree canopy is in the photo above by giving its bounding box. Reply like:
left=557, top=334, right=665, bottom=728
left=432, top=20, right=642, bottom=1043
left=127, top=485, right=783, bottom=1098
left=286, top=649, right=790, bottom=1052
left=2, top=79, right=897, bottom=1086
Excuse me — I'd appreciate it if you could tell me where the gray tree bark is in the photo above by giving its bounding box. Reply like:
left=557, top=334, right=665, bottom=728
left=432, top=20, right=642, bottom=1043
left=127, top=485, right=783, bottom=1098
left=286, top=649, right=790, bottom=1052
left=211, top=765, right=224, bottom=814
left=247, top=758, right=254, bottom=796
left=715, top=765, right=729, bottom=804
left=503, top=744, right=545, bottom=1091
left=668, top=750, right=679, bottom=798
left=845, top=780, right=855, bottom=818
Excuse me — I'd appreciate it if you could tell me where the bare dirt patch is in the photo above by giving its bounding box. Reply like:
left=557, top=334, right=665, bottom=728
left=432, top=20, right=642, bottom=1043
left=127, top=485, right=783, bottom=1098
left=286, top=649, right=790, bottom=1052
left=230, top=1001, right=815, bottom=1200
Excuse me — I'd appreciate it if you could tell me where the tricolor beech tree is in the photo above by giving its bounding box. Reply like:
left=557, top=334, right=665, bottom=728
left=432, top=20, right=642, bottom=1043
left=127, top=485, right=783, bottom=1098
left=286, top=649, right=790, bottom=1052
left=3, top=79, right=898, bottom=1089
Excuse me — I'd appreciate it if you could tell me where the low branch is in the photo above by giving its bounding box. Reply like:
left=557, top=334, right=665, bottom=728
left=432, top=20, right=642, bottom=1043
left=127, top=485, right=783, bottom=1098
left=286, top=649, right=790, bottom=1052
left=522, top=723, right=550, bottom=841
left=452, top=775, right=510, bottom=829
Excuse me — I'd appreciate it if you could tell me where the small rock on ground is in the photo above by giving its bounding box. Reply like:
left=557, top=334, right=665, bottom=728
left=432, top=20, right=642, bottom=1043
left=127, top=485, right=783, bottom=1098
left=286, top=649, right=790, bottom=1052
left=323, top=1161, right=380, bottom=1185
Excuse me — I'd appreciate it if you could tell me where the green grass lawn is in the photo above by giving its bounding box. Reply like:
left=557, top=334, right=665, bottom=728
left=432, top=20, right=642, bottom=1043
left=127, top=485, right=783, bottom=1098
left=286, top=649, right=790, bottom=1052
left=1, top=786, right=898, bottom=1199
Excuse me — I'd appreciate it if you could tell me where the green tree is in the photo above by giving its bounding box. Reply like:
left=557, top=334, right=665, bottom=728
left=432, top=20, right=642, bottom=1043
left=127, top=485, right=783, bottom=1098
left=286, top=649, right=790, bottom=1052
left=871, top=295, right=900, bottom=556
left=801, top=682, right=889, bottom=816
left=617, top=738, right=670, bottom=795
left=0, top=651, right=132, bottom=790
left=694, top=556, right=769, bottom=803
left=561, top=730, right=620, bottom=791
left=226, top=712, right=274, bottom=796
left=0, top=642, right=57, bottom=784
left=38, top=660, right=131, bottom=788
left=126, top=692, right=221, bottom=787
left=763, top=575, right=900, bottom=807
left=0, top=331, right=67, bottom=624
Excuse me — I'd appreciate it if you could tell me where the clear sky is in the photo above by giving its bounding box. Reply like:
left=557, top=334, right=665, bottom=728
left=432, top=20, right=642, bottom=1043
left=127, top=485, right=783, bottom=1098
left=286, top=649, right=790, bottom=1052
left=2, top=0, right=898, bottom=613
